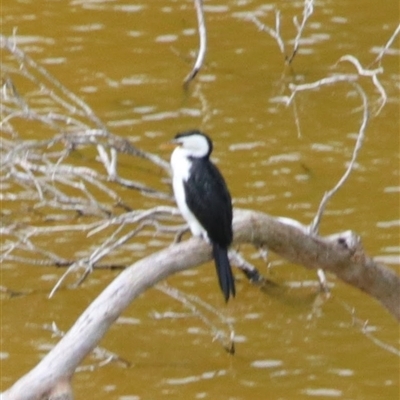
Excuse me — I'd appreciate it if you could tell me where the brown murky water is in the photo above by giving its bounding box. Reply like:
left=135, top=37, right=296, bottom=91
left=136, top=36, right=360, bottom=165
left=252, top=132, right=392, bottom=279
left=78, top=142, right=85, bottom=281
left=1, top=1, right=399, bottom=399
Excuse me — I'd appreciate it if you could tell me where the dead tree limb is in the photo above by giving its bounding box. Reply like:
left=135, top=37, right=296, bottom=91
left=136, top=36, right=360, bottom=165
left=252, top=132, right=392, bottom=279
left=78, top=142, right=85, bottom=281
left=248, top=0, right=314, bottom=64
left=2, top=209, right=399, bottom=400
left=183, top=0, right=207, bottom=88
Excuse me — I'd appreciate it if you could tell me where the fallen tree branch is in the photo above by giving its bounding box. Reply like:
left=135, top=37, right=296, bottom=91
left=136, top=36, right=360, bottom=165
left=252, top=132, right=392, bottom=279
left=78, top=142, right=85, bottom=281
left=2, top=208, right=399, bottom=399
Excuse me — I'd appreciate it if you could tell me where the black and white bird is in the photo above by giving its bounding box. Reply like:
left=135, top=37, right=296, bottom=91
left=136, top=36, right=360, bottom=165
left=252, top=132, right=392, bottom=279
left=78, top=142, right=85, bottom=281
left=170, top=130, right=235, bottom=302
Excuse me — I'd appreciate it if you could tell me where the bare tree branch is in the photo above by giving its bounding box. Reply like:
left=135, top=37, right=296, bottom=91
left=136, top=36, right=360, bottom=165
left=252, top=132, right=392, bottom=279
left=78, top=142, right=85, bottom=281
left=287, top=0, right=314, bottom=64
left=371, top=23, right=400, bottom=66
left=183, top=0, right=207, bottom=88
left=1, top=34, right=171, bottom=215
left=309, top=83, right=369, bottom=235
left=249, top=11, right=285, bottom=56
left=337, top=55, right=387, bottom=114
left=156, top=284, right=235, bottom=354
left=248, top=0, right=314, bottom=64
left=2, top=209, right=399, bottom=399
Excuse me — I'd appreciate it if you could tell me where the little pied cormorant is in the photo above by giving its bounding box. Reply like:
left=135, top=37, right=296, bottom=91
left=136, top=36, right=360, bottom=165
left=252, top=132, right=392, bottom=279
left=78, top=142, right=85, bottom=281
left=170, top=130, right=235, bottom=302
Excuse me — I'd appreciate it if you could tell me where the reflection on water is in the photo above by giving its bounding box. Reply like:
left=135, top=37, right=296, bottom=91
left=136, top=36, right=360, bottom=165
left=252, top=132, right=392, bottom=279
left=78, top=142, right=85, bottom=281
left=1, top=0, right=399, bottom=399
left=164, top=369, right=227, bottom=386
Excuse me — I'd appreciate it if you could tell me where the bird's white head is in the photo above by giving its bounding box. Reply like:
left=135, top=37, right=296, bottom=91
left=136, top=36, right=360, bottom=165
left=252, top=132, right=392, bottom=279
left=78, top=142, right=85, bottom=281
left=172, top=130, right=213, bottom=159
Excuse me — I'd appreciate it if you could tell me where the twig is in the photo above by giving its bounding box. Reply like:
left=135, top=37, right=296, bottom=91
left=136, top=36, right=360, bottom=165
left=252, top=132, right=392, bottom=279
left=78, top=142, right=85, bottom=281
left=249, top=12, right=285, bottom=55
left=287, top=0, right=314, bottom=64
left=310, top=83, right=368, bottom=234
left=1, top=35, right=107, bottom=131
left=48, top=260, right=86, bottom=299
left=338, top=55, right=387, bottom=115
left=156, top=283, right=235, bottom=354
left=287, top=74, right=358, bottom=103
left=87, top=206, right=180, bottom=237
left=41, top=322, right=131, bottom=369
left=339, top=301, right=400, bottom=357
left=46, top=207, right=182, bottom=296
left=249, top=0, right=314, bottom=63
left=371, top=23, right=400, bottom=66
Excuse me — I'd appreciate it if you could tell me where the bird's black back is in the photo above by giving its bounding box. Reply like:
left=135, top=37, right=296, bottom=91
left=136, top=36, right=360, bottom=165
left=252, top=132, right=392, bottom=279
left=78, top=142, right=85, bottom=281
left=184, top=157, right=233, bottom=247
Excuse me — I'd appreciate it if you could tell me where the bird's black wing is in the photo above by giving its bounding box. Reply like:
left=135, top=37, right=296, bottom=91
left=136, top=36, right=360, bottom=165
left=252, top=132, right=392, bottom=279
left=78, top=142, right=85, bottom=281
left=183, top=158, right=233, bottom=247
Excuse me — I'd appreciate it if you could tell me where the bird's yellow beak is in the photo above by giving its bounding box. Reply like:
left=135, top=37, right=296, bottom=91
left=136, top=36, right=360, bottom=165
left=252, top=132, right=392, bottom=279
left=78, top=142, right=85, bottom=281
left=159, top=139, right=180, bottom=150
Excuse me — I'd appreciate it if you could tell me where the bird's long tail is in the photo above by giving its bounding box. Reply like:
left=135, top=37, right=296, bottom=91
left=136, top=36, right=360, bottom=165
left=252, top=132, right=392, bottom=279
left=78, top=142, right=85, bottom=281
left=212, top=243, right=236, bottom=302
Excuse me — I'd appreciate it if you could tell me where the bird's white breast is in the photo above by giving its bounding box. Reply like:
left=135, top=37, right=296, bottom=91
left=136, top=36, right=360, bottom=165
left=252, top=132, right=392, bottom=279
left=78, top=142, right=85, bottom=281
left=171, top=147, right=208, bottom=240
